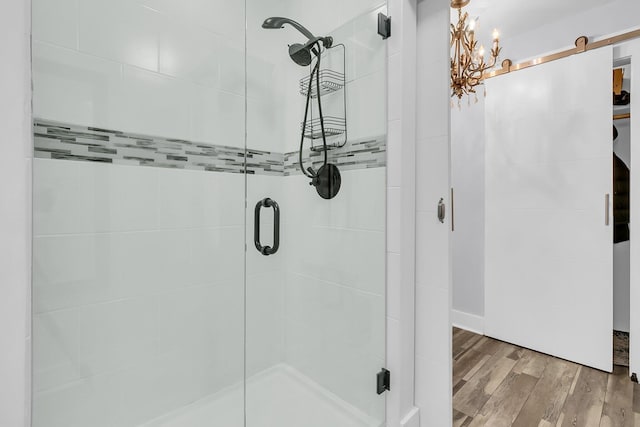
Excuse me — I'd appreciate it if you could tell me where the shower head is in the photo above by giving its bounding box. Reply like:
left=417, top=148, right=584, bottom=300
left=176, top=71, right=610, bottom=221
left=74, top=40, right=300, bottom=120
left=262, top=17, right=316, bottom=40
left=288, top=43, right=314, bottom=67
left=262, top=17, right=333, bottom=66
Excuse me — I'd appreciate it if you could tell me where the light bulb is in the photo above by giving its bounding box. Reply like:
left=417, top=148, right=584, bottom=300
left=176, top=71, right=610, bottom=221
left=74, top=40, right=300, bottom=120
left=492, top=28, right=500, bottom=40
left=478, top=45, right=485, bottom=57
left=468, top=17, right=477, bottom=31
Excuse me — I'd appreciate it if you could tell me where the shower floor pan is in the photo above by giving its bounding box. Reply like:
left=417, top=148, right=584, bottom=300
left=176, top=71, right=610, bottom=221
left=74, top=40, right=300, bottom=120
left=139, top=364, right=381, bottom=427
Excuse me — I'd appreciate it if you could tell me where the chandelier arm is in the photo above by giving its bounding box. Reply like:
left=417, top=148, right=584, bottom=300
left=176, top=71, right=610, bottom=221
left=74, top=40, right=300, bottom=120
left=450, top=2, right=500, bottom=100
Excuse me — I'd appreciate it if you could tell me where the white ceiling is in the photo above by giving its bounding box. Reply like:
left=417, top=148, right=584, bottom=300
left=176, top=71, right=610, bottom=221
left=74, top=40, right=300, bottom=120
left=456, top=0, right=618, bottom=50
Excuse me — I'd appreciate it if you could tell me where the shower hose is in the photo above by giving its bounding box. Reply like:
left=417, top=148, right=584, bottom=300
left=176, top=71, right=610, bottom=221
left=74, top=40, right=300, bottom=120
left=299, top=42, right=329, bottom=181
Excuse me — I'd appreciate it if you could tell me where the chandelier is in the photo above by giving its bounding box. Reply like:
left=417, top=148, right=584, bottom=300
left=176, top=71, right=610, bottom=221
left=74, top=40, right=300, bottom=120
left=450, top=0, right=501, bottom=101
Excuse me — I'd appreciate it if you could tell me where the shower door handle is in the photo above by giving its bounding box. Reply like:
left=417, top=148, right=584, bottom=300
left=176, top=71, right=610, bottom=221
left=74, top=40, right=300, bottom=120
left=254, top=198, right=280, bottom=256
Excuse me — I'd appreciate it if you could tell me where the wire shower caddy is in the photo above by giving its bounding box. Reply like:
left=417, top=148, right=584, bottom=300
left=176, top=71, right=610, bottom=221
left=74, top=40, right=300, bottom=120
left=299, top=43, right=347, bottom=151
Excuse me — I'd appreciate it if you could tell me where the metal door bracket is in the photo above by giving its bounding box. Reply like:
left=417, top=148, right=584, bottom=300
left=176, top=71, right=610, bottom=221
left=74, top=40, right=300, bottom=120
left=378, top=13, right=391, bottom=40
left=376, top=368, right=390, bottom=394
left=438, top=198, right=446, bottom=223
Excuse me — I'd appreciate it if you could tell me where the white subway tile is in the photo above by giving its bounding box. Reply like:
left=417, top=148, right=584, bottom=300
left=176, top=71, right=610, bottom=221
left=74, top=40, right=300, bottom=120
left=157, top=168, right=244, bottom=229
left=78, top=0, right=161, bottom=72
left=77, top=298, right=157, bottom=377
left=32, top=0, right=78, bottom=49
left=346, top=70, right=387, bottom=141
left=189, top=226, right=245, bottom=286
left=119, top=66, right=191, bottom=141
left=187, top=0, right=244, bottom=39
left=286, top=226, right=385, bottom=295
left=247, top=97, right=283, bottom=153
left=32, top=42, right=123, bottom=129
left=387, top=187, right=401, bottom=254
left=415, top=135, right=449, bottom=213
left=32, top=310, right=80, bottom=392
left=386, top=252, right=401, bottom=320
left=246, top=272, right=284, bottom=376
left=32, top=374, right=120, bottom=427
left=282, top=272, right=385, bottom=417
left=323, top=168, right=387, bottom=232
left=33, top=159, right=159, bottom=235
left=387, top=119, right=402, bottom=188
left=159, top=21, right=220, bottom=87
left=387, top=53, right=402, bottom=122
left=218, top=36, right=245, bottom=96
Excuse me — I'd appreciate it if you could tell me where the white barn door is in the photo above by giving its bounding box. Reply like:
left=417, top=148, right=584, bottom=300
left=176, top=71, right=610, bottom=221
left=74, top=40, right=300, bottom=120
left=484, top=47, right=613, bottom=372
left=627, top=39, right=640, bottom=380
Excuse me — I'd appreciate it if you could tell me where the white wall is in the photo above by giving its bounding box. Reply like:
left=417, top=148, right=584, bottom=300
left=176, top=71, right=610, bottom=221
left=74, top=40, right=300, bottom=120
left=451, top=3, right=640, bottom=329
left=415, top=0, right=452, bottom=426
left=451, top=101, right=485, bottom=325
left=503, top=0, right=640, bottom=63
left=0, top=1, right=31, bottom=426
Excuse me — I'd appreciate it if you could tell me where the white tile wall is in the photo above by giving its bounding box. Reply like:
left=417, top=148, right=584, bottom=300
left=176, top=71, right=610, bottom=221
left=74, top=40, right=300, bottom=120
left=279, top=168, right=387, bottom=423
left=158, top=21, right=220, bottom=87
left=31, top=1, right=390, bottom=427
left=414, top=1, right=452, bottom=427
left=32, top=160, right=246, bottom=426
left=386, top=0, right=420, bottom=425
left=78, top=0, right=162, bottom=72
left=32, top=0, right=77, bottom=50
left=246, top=174, right=285, bottom=378
left=33, top=0, right=249, bottom=147
left=32, top=42, right=124, bottom=131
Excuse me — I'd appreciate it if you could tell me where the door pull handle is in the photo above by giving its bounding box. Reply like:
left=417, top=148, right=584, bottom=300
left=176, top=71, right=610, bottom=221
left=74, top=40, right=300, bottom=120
left=254, top=198, right=280, bottom=256
left=438, top=198, right=446, bottom=224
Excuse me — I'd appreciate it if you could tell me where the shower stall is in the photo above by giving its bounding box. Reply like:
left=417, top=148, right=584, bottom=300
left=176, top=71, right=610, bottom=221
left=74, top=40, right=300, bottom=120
left=31, top=0, right=388, bottom=426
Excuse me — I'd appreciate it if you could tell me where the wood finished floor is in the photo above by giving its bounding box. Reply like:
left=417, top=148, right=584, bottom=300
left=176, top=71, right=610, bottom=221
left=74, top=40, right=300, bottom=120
left=452, top=327, right=640, bottom=427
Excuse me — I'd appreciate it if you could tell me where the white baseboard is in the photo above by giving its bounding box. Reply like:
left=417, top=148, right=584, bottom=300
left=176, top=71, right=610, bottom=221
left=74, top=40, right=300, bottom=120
left=399, top=407, right=420, bottom=427
left=452, top=310, right=485, bottom=335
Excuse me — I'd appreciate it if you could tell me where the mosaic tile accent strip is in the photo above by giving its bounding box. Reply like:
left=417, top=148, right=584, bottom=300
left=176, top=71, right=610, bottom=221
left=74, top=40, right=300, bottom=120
left=34, top=119, right=385, bottom=176
left=283, top=136, right=386, bottom=176
left=34, top=119, right=283, bottom=176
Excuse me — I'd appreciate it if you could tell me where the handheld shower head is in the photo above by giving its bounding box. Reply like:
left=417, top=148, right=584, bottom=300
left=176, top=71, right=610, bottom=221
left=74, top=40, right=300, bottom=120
left=262, top=17, right=316, bottom=40
left=262, top=16, right=333, bottom=66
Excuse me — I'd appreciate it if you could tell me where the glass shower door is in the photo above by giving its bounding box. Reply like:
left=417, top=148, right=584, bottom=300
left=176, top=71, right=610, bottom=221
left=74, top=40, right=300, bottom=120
left=31, top=0, right=387, bottom=425
left=245, top=2, right=388, bottom=426
left=31, top=0, right=246, bottom=425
